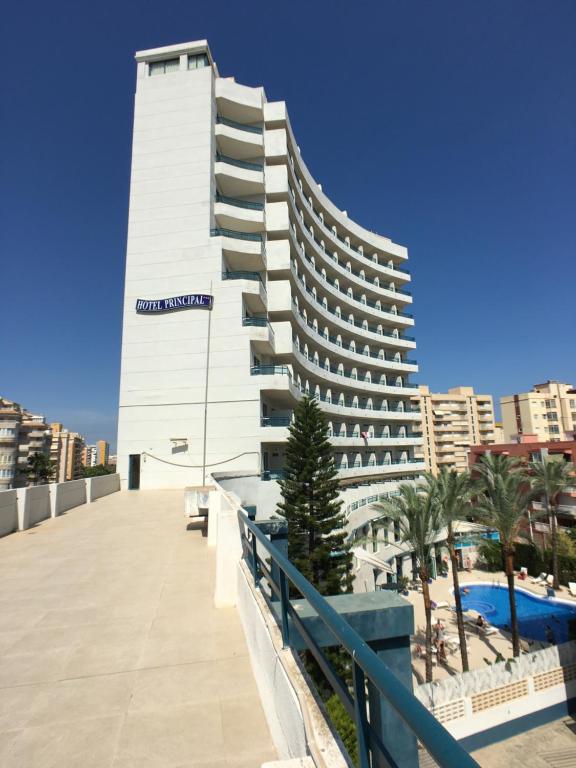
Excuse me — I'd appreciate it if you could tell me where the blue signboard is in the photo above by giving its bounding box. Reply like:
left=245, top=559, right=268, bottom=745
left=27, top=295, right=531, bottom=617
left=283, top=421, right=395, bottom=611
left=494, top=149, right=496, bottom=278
left=136, top=294, right=213, bottom=313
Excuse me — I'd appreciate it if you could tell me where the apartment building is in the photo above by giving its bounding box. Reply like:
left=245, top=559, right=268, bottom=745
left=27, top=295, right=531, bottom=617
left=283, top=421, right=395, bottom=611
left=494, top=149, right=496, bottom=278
left=117, top=40, right=424, bottom=502
left=0, top=397, right=51, bottom=489
left=50, top=422, right=85, bottom=483
left=412, top=386, right=496, bottom=474
left=501, top=380, right=576, bottom=443
left=82, top=445, right=98, bottom=467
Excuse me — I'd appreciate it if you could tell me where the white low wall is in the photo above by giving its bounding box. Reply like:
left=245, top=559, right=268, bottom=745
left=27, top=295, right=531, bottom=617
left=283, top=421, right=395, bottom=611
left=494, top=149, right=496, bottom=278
left=0, top=490, right=18, bottom=538
left=0, top=474, right=121, bottom=537
left=416, top=640, right=576, bottom=739
left=17, top=485, right=50, bottom=529
left=86, top=473, right=121, bottom=502
left=50, top=479, right=86, bottom=517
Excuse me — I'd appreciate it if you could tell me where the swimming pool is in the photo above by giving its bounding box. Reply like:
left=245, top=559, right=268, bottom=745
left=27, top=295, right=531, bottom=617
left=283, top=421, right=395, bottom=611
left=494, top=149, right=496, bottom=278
left=459, top=583, right=576, bottom=644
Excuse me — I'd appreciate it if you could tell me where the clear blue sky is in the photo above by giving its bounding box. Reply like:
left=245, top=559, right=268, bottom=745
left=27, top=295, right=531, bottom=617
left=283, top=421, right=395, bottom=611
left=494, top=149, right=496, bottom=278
left=2, top=0, right=575, bottom=450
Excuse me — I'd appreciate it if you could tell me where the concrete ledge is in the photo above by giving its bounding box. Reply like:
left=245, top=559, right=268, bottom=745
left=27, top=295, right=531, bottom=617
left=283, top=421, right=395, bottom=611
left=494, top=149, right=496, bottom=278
left=86, top=473, right=120, bottom=502
left=0, top=490, right=18, bottom=537
left=17, top=485, right=50, bottom=530
left=49, top=479, right=86, bottom=517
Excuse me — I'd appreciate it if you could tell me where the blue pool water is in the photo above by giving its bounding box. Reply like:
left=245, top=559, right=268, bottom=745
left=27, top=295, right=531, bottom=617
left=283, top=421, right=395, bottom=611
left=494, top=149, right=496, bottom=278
left=460, top=584, right=576, bottom=644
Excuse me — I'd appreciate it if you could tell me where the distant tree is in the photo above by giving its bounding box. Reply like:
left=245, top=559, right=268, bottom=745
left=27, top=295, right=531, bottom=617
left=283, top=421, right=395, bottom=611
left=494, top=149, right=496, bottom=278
left=82, top=464, right=114, bottom=478
left=530, top=457, right=575, bottom=590
left=278, top=395, right=352, bottom=596
left=26, top=452, right=55, bottom=485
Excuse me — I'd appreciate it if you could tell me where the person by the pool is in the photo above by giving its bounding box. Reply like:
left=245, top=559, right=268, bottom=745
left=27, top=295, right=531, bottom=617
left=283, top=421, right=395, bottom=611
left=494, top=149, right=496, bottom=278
left=461, top=587, right=470, bottom=595
left=476, top=614, right=486, bottom=628
left=545, top=625, right=556, bottom=645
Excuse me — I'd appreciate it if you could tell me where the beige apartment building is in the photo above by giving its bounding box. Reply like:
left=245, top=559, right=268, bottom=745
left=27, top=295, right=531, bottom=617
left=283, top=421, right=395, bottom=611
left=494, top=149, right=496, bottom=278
left=0, top=397, right=51, bottom=489
left=501, top=380, right=576, bottom=443
left=411, top=386, right=496, bottom=474
left=50, top=422, right=85, bottom=482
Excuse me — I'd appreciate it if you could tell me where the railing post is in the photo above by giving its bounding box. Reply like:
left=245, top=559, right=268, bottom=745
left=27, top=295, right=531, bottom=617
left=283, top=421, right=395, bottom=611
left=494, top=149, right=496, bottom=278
left=352, top=659, right=370, bottom=768
left=279, top=570, right=290, bottom=648
left=251, top=533, right=259, bottom=586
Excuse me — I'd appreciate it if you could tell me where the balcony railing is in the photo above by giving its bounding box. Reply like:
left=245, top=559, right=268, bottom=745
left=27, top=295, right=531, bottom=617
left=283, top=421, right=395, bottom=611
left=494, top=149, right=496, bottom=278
left=216, top=115, right=263, bottom=134
left=292, top=271, right=416, bottom=340
left=222, top=270, right=263, bottom=283
left=260, top=469, right=286, bottom=480
left=341, top=458, right=425, bottom=470
left=215, top=193, right=264, bottom=211
left=211, top=227, right=263, bottom=241
left=261, top=417, right=292, bottom=427
left=238, top=510, right=477, bottom=768
left=242, top=316, right=267, bottom=327
left=251, top=365, right=292, bottom=377
left=215, top=152, right=263, bottom=172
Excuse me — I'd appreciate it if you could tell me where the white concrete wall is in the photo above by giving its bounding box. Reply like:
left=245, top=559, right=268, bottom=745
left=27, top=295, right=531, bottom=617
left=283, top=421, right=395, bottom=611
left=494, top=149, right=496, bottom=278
left=117, top=58, right=267, bottom=490
left=87, top=473, right=121, bottom=502
left=0, top=475, right=121, bottom=536
left=50, top=479, right=86, bottom=517
left=0, top=490, right=18, bottom=537
left=17, top=485, right=50, bottom=529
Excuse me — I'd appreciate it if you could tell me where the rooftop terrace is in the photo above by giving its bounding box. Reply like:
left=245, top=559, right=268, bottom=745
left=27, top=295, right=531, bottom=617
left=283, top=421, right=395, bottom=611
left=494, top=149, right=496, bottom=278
left=0, top=489, right=276, bottom=767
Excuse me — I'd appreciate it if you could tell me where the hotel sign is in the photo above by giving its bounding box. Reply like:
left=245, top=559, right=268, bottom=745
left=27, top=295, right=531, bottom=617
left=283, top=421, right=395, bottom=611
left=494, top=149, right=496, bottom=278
left=136, top=294, right=213, bottom=313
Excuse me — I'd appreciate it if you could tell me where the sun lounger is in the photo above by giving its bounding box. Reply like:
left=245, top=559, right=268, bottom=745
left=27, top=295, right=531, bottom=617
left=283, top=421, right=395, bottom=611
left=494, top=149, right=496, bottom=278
left=546, top=575, right=554, bottom=586
left=530, top=573, right=547, bottom=584
left=569, top=582, right=576, bottom=597
left=431, top=601, right=449, bottom=610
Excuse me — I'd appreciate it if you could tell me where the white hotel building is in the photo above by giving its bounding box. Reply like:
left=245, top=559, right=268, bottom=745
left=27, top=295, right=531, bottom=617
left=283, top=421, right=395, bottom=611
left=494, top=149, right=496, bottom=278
left=118, top=40, right=425, bottom=517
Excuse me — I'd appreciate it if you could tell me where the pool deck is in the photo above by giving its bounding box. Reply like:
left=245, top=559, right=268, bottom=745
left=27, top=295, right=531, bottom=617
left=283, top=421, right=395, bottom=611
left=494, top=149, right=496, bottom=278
left=408, top=566, right=576, bottom=684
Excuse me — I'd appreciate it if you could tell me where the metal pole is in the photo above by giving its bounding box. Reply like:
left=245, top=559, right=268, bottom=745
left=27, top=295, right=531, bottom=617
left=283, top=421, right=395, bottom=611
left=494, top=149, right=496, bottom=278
left=202, top=282, right=213, bottom=486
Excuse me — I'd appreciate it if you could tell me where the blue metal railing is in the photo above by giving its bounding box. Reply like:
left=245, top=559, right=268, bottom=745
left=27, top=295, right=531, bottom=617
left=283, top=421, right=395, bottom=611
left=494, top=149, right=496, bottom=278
left=215, top=193, right=264, bottom=211
left=215, top=152, right=263, bottom=172
left=211, top=227, right=263, bottom=242
left=216, top=115, right=263, bottom=134
left=251, top=365, right=291, bottom=377
left=238, top=510, right=478, bottom=768
left=222, top=270, right=263, bottom=283
left=260, top=469, right=286, bottom=480
left=242, top=316, right=267, bottom=327
left=261, top=416, right=292, bottom=427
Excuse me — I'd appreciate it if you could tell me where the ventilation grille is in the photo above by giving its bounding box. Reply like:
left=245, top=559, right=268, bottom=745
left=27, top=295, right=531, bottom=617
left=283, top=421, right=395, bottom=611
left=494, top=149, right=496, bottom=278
left=534, top=663, right=576, bottom=692
left=471, top=679, right=529, bottom=713
left=431, top=698, right=466, bottom=723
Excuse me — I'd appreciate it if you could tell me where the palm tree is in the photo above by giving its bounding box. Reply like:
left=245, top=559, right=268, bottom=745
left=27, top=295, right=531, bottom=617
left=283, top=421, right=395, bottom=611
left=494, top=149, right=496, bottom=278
left=26, top=452, right=55, bottom=485
left=530, top=457, right=575, bottom=590
left=474, top=454, right=531, bottom=657
left=424, top=468, right=475, bottom=672
left=374, top=484, right=443, bottom=682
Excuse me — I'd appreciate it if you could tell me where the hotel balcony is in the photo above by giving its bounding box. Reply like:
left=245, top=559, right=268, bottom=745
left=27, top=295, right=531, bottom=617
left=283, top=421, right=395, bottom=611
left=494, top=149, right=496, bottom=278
left=214, top=153, right=264, bottom=196
left=215, top=115, right=263, bottom=159
left=338, top=459, right=426, bottom=481
left=242, top=316, right=275, bottom=354
left=221, top=269, right=266, bottom=313
left=214, top=194, right=264, bottom=232
left=211, top=226, right=266, bottom=271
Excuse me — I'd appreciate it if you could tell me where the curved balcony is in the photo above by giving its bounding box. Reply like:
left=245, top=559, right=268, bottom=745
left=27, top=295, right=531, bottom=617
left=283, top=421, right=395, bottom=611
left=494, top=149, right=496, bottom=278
left=215, top=153, right=264, bottom=196
left=338, top=459, right=426, bottom=481
left=292, top=346, right=418, bottom=397
left=292, top=306, right=418, bottom=374
left=291, top=245, right=413, bottom=328
left=318, top=398, right=422, bottom=423
left=284, top=143, right=409, bottom=273
left=215, top=78, right=264, bottom=124
left=214, top=194, right=264, bottom=232
left=221, top=270, right=266, bottom=313
left=286, top=176, right=411, bottom=289
left=242, top=316, right=274, bottom=353
left=215, top=115, right=263, bottom=159
left=290, top=270, right=416, bottom=347
left=212, top=227, right=266, bottom=271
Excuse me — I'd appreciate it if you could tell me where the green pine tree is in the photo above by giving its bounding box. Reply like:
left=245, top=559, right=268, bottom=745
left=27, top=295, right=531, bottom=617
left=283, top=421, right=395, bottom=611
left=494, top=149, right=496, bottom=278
left=278, top=396, right=352, bottom=596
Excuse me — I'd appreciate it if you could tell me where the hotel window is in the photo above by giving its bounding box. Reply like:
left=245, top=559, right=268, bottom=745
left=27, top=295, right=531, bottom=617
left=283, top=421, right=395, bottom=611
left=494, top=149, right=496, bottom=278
left=188, top=53, right=209, bottom=70
left=0, top=428, right=15, bottom=437
left=149, top=58, right=180, bottom=76
left=549, top=425, right=560, bottom=434
left=0, top=469, right=14, bottom=478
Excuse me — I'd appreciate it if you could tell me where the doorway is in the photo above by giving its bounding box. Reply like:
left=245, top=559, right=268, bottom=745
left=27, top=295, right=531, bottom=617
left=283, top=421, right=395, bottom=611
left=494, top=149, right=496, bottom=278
left=128, top=454, right=141, bottom=490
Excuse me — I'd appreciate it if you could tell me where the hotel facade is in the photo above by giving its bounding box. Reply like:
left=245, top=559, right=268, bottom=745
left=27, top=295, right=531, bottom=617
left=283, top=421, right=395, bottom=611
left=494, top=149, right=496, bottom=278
left=117, top=40, right=424, bottom=509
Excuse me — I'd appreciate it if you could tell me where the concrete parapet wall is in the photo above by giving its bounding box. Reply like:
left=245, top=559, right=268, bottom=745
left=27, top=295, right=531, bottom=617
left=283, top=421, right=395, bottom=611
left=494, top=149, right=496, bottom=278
left=0, top=490, right=18, bottom=537
left=50, top=479, right=86, bottom=517
left=86, top=473, right=121, bottom=502
left=0, top=474, right=121, bottom=537
left=416, top=640, right=576, bottom=740
left=17, top=485, right=50, bottom=529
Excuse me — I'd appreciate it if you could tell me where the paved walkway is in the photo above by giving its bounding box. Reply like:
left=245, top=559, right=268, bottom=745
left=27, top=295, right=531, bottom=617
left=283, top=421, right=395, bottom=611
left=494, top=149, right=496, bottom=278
left=0, top=490, right=277, bottom=767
